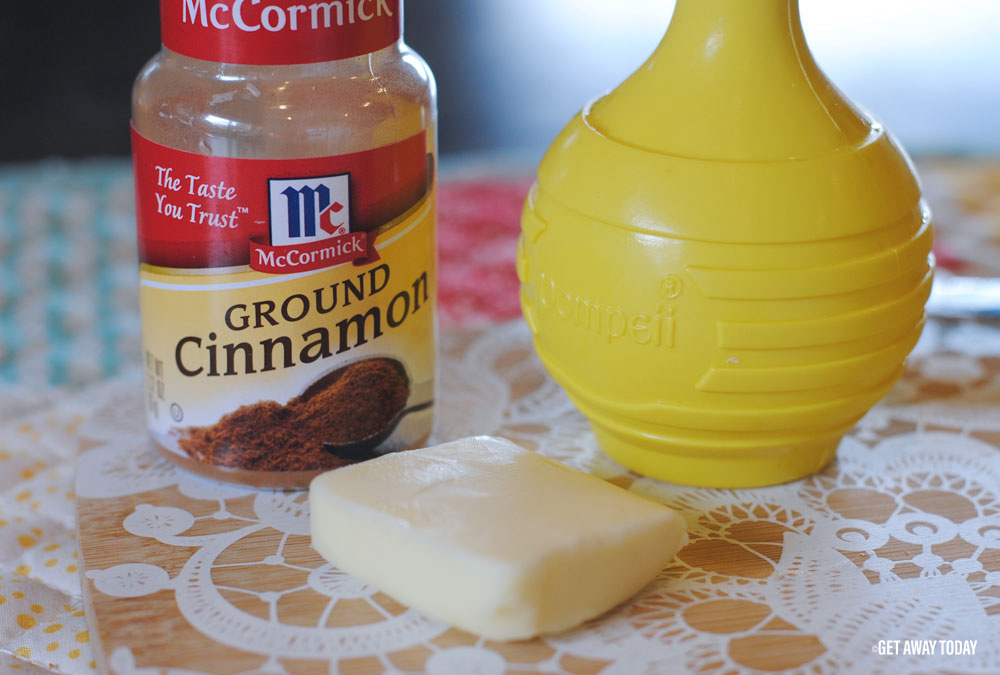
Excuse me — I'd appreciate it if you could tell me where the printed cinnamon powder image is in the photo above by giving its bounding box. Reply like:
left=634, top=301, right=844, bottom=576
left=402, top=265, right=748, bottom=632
left=178, top=358, right=411, bottom=472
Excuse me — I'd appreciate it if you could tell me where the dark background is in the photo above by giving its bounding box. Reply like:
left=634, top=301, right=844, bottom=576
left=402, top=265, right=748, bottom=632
left=1, top=1, right=606, bottom=162
left=1, top=1, right=998, bottom=164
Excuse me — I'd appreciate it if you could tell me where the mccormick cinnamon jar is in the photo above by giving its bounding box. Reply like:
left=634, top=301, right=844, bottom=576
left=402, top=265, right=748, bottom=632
left=132, top=0, right=437, bottom=487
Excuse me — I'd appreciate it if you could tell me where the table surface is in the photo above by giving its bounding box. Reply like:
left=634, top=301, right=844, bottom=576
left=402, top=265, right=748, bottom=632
left=2, top=158, right=1000, bottom=674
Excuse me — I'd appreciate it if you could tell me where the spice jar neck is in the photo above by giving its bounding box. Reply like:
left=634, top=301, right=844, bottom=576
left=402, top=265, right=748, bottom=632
left=159, top=0, right=403, bottom=66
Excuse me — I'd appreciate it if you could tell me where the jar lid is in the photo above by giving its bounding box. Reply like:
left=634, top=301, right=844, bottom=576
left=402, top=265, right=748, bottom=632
left=159, top=0, right=402, bottom=65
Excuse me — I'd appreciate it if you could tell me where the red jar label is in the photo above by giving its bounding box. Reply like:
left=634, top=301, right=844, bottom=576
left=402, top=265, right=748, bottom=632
left=132, top=126, right=428, bottom=270
left=160, top=0, right=402, bottom=65
left=132, top=126, right=437, bottom=481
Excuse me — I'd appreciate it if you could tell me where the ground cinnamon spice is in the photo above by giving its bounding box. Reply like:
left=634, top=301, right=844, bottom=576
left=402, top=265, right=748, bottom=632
left=178, top=358, right=411, bottom=472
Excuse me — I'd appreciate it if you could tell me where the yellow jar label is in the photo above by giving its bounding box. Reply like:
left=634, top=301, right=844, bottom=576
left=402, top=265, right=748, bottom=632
left=141, top=192, right=436, bottom=475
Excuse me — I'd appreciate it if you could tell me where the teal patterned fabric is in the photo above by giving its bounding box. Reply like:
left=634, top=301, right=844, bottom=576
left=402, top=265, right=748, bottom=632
left=0, top=161, right=141, bottom=388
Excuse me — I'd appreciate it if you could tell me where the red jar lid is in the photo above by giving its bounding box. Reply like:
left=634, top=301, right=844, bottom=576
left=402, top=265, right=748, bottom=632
left=160, top=0, right=402, bottom=65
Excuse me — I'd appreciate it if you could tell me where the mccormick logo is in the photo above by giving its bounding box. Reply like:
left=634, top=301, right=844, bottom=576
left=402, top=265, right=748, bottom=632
left=268, top=173, right=351, bottom=247
left=253, top=173, right=371, bottom=274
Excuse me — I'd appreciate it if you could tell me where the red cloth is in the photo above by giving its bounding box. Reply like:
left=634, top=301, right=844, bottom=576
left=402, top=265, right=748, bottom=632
left=438, top=178, right=533, bottom=328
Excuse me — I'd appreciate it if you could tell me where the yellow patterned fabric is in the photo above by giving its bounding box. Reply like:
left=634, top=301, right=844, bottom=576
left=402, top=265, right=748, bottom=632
left=0, top=387, right=103, bottom=672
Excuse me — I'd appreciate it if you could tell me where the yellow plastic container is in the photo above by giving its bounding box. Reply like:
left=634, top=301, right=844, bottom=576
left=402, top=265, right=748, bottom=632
left=518, top=0, right=933, bottom=488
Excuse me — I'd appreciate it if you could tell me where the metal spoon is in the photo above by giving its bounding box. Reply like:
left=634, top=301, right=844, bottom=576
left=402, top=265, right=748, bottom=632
left=926, top=274, right=1000, bottom=319
left=323, top=400, right=434, bottom=462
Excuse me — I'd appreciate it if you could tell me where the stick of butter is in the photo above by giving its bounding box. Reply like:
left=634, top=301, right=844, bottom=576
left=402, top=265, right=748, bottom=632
left=309, top=436, right=686, bottom=640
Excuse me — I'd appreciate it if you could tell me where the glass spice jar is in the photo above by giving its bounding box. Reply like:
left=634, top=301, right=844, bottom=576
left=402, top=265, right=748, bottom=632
left=132, top=0, right=438, bottom=488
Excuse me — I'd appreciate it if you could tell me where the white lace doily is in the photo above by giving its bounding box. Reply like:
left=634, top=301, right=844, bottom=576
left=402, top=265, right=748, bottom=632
left=71, top=320, right=1000, bottom=674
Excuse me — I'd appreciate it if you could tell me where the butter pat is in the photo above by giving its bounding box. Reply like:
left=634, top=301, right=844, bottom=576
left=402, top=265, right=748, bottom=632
left=309, top=436, right=686, bottom=640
